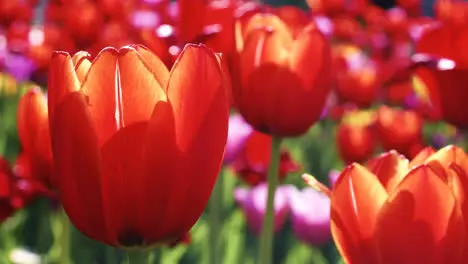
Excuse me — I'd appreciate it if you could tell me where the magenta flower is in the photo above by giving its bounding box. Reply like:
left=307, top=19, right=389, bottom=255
left=3, top=52, right=35, bottom=82
left=233, top=183, right=290, bottom=235
left=224, top=113, right=253, bottom=164
left=328, top=170, right=340, bottom=187
left=288, top=186, right=331, bottom=246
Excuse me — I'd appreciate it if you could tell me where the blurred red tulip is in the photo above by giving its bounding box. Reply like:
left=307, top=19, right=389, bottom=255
left=397, top=0, right=421, bottom=16
left=47, top=44, right=229, bottom=247
left=64, top=1, right=104, bottom=47
left=0, top=1, right=33, bottom=26
left=317, top=147, right=467, bottom=264
left=412, top=23, right=468, bottom=128
left=435, top=0, right=468, bottom=27
left=375, top=106, right=423, bottom=158
left=233, top=13, right=332, bottom=136
left=177, top=0, right=207, bottom=44
left=307, top=0, right=367, bottom=17
left=332, top=15, right=363, bottom=41
left=334, top=44, right=380, bottom=107
left=17, top=87, right=54, bottom=188
left=231, top=131, right=300, bottom=186
left=336, top=110, right=376, bottom=164
left=0, top=158, right=27, bottom=222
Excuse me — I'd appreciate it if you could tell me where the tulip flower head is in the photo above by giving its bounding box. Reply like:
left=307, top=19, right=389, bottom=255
left=233, top=12, right=332, bottom=137
left=17, top=87, right=54, bottom=189
left=230, top=130, right=300, bottom=185
left=336, top=110, right=376, bottom=164
left=47, top=44, right=229, bottom=248
left=304, top=145, right=468, bottom=264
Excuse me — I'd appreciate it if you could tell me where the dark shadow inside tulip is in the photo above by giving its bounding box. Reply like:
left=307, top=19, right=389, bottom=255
left=117, top=229, right=144, bottom=247
left=239, top=63, right=326, bottom=137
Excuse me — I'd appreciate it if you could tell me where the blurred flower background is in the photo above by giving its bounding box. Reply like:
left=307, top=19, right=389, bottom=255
left=1, top=0, right=467, bottom=263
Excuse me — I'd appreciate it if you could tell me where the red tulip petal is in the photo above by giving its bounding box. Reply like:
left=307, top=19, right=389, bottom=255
left=244, top=131, right=271, bottom=171
left=133, top=45, right=169, bottom=91
left=52, top=92, right=107, bottom=244
left=17, top=88, right=49, bottom=156
left=80, top=48, right=119, bottom=147
left=331, top=164, right=387, bottom=264
left=367, top=151, right=409, bottom=193
left=117, top=46, right=167, bottom=127
left=376, top=165, right=464, bottom=264
left=409, top=146, right=436, bottom=168
left=72, top=51, right=92, bottom=83
left=237, top=14, right=293, bottom=133
left=139, top=100, right=179, bottom=242
left=165, top=44, right=228, bottom=235
left=17, top=88, right=53, bottom=184
left=425, top=145, right=468, bottom=170
left=99, top=121, right=150, bottom=246
left=47, top=52, right=81, bottom=128
left=284, top=21, right=332, bottom=133
left=449, top=163, right=468, bottom=263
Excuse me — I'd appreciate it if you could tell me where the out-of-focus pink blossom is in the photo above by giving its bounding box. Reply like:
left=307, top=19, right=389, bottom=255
left=288, top=186, right=331, bottom=246
left=224, top=113, right=253, bottom=164
left=234, top=183, right=290, bottom=235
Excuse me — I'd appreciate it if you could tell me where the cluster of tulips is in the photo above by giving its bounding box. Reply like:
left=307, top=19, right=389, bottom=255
left=1, top=0, right=468, bottom=263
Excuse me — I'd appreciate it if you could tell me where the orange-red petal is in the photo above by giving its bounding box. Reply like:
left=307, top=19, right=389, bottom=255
left=47, top=52, right=81, bottom=129
left=164, top=43, right=229, bottom=237
left=367, top=151, right=409, bottom=193
left=80, top=48, right=119, bottom=147
left=375, top=165, right=464, bottom=264
left=51, top=92, right=108, bottom=244
left=331, top=164, right=387, bottom=264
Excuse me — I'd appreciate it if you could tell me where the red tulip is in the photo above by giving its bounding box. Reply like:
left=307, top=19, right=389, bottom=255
left=233, top=13, right=332, bottom=136
left=17, top=87, right=54, bottom=188
left=412, top=23, right=468, bottom=128
left=64, top=1, right=104, bottom=47
left=231, top=131, right=300, bottom=186
left=375, top=106, right=423, bottom=159
left=336, top=110, right=376, bottom=164
left=304, top=147, right=468, bottom=264
left=47, top=44, right=229, bottom=247
left=334, top=44, right=380, bottom=107
left=0, top=158, right=26, bottom=222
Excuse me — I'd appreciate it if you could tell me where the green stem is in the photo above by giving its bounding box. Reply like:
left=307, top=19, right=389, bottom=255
left=258, top=136, right=283, bottom=264
left=59, top=208, right=71, bottom=264
left=105, top=246, right=117, bottom=264
left=125, top=250, right=154, bottom=264
left=209, top=171, right=224, bottom=264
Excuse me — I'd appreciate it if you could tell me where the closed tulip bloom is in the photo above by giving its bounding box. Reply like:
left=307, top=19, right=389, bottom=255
left=233, top=13, right=332, bottom=137
left=234, top=183, right=290, bottom=235
left=288, top=186, right=331, bottom=246
left=375, top=106, right=423, bottom=158
left=411, top=22, right=468, bottom=128
left=17, top=87, right=54, bottom=188
left=305, top=146, right=468, bottom=264
left=336, top=110, right=376, bottom=164
left=47, top=44, right=229, bottom=247
left=231, top=131, right=300, bottom=186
